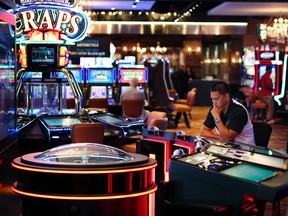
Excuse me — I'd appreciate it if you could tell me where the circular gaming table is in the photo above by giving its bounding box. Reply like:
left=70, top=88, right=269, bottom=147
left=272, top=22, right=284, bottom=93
left=12, top=143, right=157, bottom=216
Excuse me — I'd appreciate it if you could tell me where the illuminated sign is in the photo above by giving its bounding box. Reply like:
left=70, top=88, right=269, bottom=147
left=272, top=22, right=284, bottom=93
left=259, top=51, right=275, bottom=60
left=16, top=0, right=77, bottom=7
left=119, top=68, right=148, bottom=83
left=14, top=5, right=89, bottom=43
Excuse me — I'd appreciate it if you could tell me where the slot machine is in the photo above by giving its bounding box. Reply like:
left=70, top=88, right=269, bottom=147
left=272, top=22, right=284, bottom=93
left=118, top=66, right=149, bottom=106
left=242, top=46, right=256, bottom=87
left=17, top=43, right=83, bottom=116
left=254, top=49, right=283, bottom=97
left=86, top=67, right=117, bottom=105
left=14, top=0, right=90, bottom=153
left=144, top=59, right=172, bottom=110
left=64, top=65, right=85, bottom=99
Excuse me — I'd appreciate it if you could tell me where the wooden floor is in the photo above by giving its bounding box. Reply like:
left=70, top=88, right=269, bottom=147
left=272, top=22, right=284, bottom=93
left=168, top=106, right=288, bottom=216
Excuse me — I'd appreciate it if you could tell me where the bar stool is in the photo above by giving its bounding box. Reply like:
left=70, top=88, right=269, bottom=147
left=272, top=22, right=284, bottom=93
left=172, top=88, right=197, bottom=128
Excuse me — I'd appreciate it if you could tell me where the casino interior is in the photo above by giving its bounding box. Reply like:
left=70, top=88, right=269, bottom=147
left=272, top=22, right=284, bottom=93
left=1, top=0, right=288, bottom=216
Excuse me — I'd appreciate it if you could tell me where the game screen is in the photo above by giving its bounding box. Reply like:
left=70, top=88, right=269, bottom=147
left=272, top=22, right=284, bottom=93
left=124, top=56, right=136, bottom=65
left=31, top=46, right=55, bottom=63
left=121, top=85, right=145, bottom=94
left=220, top=163, right=277, bottom=183
left=70, top=68, right=84, bottom=83
left=65, top=86, right=74, bottom=98
left=94, top=115, right=123, bottom=124
left=118, top=68, right=148, bottom=83
left=41, top=116, right=82, bottom=128
left=87, top=68, right=115, bottom=83
left=90, top=86, right=107, bottom=98
left=258, top=65, right=276, bottom=89
left=22, top=71, right=42, bottom=78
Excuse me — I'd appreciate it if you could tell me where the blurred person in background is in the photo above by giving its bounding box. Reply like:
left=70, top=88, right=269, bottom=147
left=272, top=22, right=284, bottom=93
left=260, top=65, right=275, bottom=124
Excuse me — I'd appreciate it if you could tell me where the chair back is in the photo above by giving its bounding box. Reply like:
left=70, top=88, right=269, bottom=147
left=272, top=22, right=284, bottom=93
left=71, top=122, right=105, bottom=143
left=146, top=111, right=167, bottom=126
left=122, top=98, right=144, bottom=118
left=187, top=88, right=197, bottom=107
left=252, top=122, right=272, bottom=148
left=88, top=98, right=109, bottom=111
left=66, top=98, right=75, bottom=109
left=149, top=118, right=168, bottom=130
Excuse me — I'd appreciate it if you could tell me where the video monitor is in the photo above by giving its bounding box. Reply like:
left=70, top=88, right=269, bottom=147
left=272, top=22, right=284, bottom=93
left=24, top=71, right=42, bottom=78
left=124, top=56, right=136, bottom=65
left=54, top=71, right=66, bottom=78
left=258, top=65, right=276, bottom=90
left=121, top=85, right=145, bottom=94
left=70, top=68, right=84, bottom=83
left=94, top=115, right=123, bottom=125
left=242, top=50, right=255, bottom=67
left=87, top=68, right=116, bottom=83
left=90, top=86, right=107, bottom=98
left=118, top=68, right=148, bottom=84
left=41, top=116, right=82, bottom=128
left=220, top=163, right=277, bottom=183
left=65, top=86, right=74, bottom=98
left=120, top=85, right=130, bottom=94
left=27, top=44, right=57, bottom=68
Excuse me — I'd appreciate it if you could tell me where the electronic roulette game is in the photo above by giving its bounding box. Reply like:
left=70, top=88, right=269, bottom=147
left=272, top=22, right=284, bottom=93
left=12, top=143, right=157, bottom=216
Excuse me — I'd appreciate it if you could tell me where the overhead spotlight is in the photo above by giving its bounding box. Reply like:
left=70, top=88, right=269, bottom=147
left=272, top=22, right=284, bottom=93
left=132, top=2, right=137, bottom=8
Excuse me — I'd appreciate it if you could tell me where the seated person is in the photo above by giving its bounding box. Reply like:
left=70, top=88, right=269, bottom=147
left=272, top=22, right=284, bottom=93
left=120, top=77, right=150, bottom=120
left=200, top=81, right=255, bottom=146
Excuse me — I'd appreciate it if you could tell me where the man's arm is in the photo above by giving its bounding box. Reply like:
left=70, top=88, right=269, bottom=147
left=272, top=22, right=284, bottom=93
left=214, top=120, right=239, bottom=141
left=210, top=106, right=239, bottom=141
left=200, top=124, right=222, bottom=140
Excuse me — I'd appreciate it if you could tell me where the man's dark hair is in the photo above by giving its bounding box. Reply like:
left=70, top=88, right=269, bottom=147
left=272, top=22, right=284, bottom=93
left=210, top=81, right=231, bottom=96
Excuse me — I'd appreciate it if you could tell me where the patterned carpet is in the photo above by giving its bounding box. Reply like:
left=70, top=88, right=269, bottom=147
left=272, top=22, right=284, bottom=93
left=168, top=106, right=288, bottom=216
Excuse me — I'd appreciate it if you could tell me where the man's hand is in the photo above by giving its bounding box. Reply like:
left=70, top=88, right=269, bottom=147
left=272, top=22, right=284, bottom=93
left=211, top=106, right=225, bottom=119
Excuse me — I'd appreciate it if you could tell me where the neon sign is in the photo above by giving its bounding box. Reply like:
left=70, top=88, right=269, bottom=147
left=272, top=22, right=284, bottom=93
left=17, top=0, right=77, bottom=7
left=14, top=5, right=89, bottom=43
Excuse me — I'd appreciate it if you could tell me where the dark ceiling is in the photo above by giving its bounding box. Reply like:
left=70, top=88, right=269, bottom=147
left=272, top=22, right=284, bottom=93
left=2, top=0, right=288, bottom=22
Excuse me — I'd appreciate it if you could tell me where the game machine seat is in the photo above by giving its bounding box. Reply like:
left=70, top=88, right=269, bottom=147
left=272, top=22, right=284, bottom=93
left=121, top=98, right=144, bottom=119
left=168, top=137, right=288, bottom=216
left=71, top=122, right=105, bottom=144
left=88, top=97, right=109, bottom=112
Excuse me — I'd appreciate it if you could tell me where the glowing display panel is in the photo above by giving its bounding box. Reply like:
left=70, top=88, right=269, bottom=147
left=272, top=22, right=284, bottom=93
left=258, top=65, right=276, bottom=90
left=90, top=86, right=107, bottom=98
left=31, top=47, right=55, bottom=63
left=41, top=116, right=82, bottom=128
left=220, top=163, right=277, bottom=183
left=119, top=68, right=148, bottom=84
left=87, top=68, right=115, bottom=83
